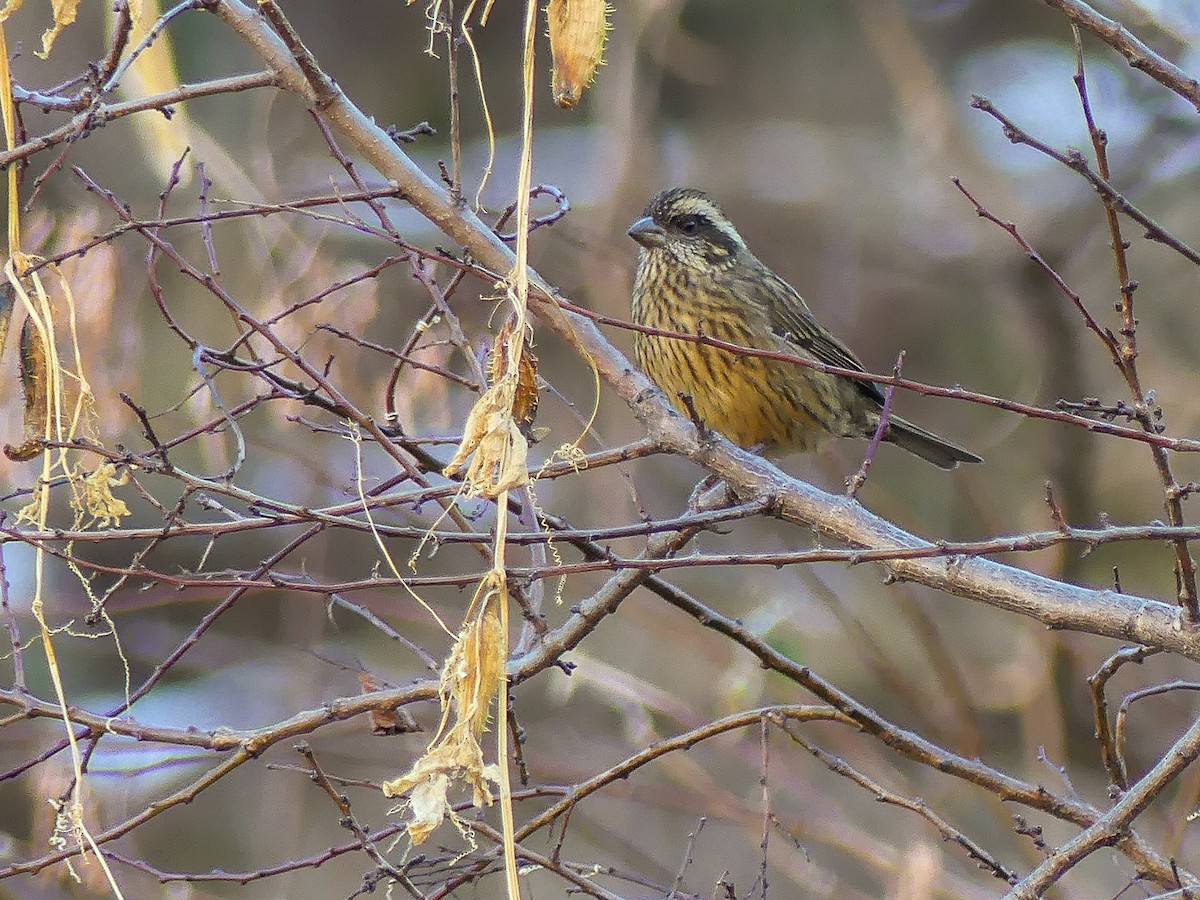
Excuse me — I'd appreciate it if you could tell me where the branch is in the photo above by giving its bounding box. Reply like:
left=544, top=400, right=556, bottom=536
left=1038, top=0, right=1200, bottom=113
left=204, top=0, right=1200, bottom=660
left=971, top=95, right=1200, bottom=266
left=1005, top=713, right=1200, bottom=897
left=0, top=72, right=277, bottom=169
left=637, top=569, right=1192, bottom=890
left=0, top=682, right=440, bottom=877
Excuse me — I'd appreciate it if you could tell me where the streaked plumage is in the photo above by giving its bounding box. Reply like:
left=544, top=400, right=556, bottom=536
left=628, top=187, right=981, bottom=470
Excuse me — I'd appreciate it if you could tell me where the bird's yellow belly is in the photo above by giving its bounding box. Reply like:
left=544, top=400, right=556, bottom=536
left=635, top=332, right=854, bottom=452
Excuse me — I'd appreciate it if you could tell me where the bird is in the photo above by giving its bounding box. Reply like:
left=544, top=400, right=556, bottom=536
left=627, top=187, right=982, bottom=470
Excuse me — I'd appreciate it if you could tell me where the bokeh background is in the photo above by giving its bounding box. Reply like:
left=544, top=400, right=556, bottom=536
left=3, top=0, right=1200, bottom=897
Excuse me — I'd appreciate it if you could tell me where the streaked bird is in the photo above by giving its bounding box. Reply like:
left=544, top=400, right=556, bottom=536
left=628, top=187, right=981, bottom=469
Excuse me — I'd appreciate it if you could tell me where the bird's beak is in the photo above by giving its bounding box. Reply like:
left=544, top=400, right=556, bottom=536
left=627, top=216, right=667, bottom=249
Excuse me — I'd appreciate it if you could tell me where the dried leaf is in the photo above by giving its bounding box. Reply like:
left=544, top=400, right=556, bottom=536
left=382, top=583, right=507, bottom=844
left=36, top=0, right=81, bottom=57
left=490, top=316, right=540, bottom=441
left=80, top=463, right=131, bottom=528
left=402, top=770, right=453, bottom=845
left=452, top=596, right=506, bottom=737
left=359, top=673, right=422, bottom=736
left=443, top=323, right=535, bottom=497
left=547, top=0, right=610, bottom=109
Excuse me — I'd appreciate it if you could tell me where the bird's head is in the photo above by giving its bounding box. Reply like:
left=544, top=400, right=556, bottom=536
left=627, top=188, right=746, bottom=268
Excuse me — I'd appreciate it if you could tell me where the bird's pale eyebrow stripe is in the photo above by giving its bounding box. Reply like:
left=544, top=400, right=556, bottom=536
left=684, top=200, right=719, bottom=218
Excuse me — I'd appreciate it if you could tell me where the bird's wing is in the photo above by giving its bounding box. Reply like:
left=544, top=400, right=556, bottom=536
left=755, top=270, right=887, bottom=407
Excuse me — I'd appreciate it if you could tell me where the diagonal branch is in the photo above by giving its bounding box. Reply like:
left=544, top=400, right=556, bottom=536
left=1005, top=712, right=1200, bottom=898
left=1038, top=0, right=1200, bottom=113
left=207, top=0, right=1200, bottom=661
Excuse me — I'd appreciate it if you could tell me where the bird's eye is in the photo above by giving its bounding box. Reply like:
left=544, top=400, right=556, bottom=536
left=676, top=214, right=705, bottom=235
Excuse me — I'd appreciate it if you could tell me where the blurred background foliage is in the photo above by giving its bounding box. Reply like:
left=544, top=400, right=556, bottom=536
left=3, top=0, right=1200, bottom=897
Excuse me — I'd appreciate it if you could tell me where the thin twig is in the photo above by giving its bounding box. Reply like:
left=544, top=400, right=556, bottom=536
left=1005, top=714, right=1200, bottom=898
left=847, top=350, right=903, bottom=498
left=1088, top=645, right=1160, bottom=790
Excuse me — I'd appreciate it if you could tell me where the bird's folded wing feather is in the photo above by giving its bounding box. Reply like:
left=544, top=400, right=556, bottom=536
left=756, top=272, right=887, bottom=407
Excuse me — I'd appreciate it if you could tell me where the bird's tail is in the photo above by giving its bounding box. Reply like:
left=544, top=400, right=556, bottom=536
left=884, top=416, right=983, bottom=470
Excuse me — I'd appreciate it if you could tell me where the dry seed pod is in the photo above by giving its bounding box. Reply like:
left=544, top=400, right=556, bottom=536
left=489, top=316, right=540, bottom=441
left=5, top=317, right=50, bottom=462
left=547, top=0, right=610, bottom=109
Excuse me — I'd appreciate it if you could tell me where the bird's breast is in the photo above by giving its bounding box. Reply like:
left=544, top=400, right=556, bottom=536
left=632, top=264, right=856, bottom=451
